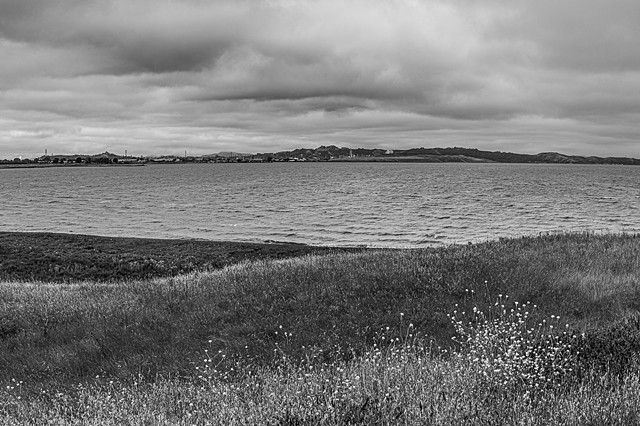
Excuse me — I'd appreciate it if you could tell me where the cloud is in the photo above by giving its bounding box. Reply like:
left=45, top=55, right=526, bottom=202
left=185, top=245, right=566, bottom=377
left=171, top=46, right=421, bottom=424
left=512, top=0, right=640, bottom=73
left=0, top=0, right=639, bottom=158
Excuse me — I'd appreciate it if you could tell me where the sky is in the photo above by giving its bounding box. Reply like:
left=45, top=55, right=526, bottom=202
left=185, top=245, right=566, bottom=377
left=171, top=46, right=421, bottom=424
left=1, top=0, right=639, bottom=159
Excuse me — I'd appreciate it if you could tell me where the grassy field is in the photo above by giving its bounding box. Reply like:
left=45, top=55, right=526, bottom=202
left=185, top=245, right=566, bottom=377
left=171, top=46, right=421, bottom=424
left=1, top=232, right=640, bottom=424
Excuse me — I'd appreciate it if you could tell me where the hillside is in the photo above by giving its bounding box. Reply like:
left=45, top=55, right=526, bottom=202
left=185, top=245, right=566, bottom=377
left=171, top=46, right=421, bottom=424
left=260, top=145, right=640, bottom=165
left=2, top=232, right=640, bottom=424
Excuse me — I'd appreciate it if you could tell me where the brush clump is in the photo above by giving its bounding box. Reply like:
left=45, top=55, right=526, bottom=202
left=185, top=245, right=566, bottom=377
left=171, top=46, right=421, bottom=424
left=450, top=292, right=581, bottom=399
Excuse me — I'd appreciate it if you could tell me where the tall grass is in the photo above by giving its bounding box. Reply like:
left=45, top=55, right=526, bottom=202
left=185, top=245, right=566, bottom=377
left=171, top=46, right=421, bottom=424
left=1, top=232, right=640, bottom=423
left=2, top=322, right=640, bottom=425
left=3, top=232, right=640, bottom=384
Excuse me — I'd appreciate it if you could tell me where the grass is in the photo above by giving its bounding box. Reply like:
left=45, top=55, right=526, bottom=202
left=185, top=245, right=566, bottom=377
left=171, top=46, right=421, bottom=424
left=1, top=232, right=640, bottom=424
left=3, top=337, right=640, bottom=425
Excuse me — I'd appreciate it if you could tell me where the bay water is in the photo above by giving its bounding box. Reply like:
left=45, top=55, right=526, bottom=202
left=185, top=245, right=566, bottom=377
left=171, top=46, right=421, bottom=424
left=2, top=162, right=639, bottom=247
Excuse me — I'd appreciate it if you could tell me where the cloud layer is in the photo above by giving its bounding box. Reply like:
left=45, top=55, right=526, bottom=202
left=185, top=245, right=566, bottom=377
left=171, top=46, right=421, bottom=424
left=1, top=0, right=639, bottom=157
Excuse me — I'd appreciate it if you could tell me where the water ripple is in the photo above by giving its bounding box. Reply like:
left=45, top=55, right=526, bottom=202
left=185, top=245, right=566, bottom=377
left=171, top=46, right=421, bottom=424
left=2, top=163, right=640, bottom=247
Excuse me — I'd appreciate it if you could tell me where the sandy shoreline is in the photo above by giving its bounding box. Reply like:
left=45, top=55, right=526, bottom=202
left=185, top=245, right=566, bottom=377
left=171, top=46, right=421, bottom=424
left=0, top=231, right=362, bottom=282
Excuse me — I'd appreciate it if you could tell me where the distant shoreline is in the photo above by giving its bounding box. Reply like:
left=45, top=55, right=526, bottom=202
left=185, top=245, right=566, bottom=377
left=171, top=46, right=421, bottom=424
left=3, top=160, right=639, bottom=169
left=0, top=163, right=145, bottom=169
left=4, top=145, right=640, bottom=166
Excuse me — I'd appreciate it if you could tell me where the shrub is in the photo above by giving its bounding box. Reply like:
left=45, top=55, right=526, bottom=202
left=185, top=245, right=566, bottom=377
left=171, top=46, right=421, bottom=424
left=0, top=314, right=20, bottom=340
left=574, top=313, right=640, bottom=378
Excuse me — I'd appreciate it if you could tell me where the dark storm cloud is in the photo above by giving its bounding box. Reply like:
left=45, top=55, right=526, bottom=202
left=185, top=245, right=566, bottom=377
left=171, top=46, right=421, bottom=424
left=1, top=0, right=639, bottom=158
left=0, top=0, right=244, bottom=73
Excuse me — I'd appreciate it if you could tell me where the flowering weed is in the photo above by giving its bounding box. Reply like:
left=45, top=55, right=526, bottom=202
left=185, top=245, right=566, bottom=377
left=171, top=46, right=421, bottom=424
left=450, top=294, right=582, bottom=396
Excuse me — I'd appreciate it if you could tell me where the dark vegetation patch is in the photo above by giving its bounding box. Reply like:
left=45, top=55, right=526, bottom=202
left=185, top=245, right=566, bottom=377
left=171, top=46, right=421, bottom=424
left=0, top=232, right=357, bottom=282
left=574, top=314, right=640, bottom=378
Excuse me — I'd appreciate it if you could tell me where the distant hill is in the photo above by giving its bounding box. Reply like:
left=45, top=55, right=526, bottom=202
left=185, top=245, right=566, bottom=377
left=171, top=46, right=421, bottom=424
left=256, top=146, right=640, bottom=165
left=6, top=146, right=639, bottom=166
left=206, top=151, right=252, bottom=158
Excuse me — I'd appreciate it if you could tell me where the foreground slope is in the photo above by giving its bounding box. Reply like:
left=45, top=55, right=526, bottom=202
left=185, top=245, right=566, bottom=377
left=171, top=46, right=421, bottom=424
left=2, top=232, right=640, bottom=424
left=1, top=232, right=639, bottom=385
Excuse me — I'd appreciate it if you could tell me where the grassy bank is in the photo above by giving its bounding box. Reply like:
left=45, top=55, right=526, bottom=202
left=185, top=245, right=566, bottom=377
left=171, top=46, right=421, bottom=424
left=1, top=232, right=640, bottom=424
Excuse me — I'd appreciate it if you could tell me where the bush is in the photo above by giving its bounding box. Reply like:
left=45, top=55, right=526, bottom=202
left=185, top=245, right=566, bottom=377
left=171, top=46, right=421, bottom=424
left=0, top=314, right=20, bottom=340
left=574, top=314, right=640, bottom=378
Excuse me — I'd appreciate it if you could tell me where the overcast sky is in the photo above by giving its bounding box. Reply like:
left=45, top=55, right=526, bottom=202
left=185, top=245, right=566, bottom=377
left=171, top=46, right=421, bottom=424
left=1, top=0, right=639, bottom=158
